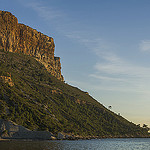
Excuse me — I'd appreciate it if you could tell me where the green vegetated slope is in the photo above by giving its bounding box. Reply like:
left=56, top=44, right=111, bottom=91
left=0, top=49, right=149, bottom=137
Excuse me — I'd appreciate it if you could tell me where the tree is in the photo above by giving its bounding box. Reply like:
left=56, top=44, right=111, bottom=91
left=143, top=124, right=149, bottom=131
left=108, top=106, right=112, bottom=109
left=143, top=124, right=148, bottom=128
left=137, top=124, right=140, bottom=127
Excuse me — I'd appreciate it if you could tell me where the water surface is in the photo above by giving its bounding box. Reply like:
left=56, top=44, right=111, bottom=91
left=0, top=138, right=150, bottom=150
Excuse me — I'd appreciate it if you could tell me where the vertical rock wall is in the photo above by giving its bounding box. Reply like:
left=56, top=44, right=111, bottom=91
left=0, top=10, right=63, bottom=81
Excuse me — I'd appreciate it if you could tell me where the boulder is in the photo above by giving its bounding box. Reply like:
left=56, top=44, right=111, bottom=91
left=57, top=132, right=64, bottom=140
left=0, top=119, right=55, bottom=140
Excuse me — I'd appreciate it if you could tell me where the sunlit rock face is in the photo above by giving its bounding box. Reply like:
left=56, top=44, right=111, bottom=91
left=0, top=10, right=63, bottom=81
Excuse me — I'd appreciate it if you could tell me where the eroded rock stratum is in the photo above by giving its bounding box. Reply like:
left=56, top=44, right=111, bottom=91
left=0, top=10, right=63, bottom=81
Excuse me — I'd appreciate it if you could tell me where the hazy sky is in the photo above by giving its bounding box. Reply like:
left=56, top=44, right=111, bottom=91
left=1, top=0, right=150, bottom=127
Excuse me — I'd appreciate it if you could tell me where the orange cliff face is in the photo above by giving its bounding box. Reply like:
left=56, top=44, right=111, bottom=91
left=0, top=10, right=64, bottom=81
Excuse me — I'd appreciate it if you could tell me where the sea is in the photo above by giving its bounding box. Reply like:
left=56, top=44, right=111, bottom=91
left=0, top=138, right=150, bottom=150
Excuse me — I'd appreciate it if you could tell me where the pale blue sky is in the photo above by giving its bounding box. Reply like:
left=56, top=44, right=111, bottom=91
left=1, top=0, right=150, bottom=127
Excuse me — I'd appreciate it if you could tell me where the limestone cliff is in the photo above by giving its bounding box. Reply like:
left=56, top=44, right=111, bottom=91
left=0, top=10, right=63, bottom=81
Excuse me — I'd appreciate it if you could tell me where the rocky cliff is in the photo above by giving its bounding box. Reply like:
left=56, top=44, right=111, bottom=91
left=0, top=10, right=63, bottom=81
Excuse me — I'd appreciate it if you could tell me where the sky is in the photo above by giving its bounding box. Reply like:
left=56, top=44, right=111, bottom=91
left=1, top=0, right=150, bottom=127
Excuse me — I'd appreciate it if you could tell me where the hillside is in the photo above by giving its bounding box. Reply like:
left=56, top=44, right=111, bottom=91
left=0, top=49, right=149, bottom=138
left=0, top=10, right=149, bottom=138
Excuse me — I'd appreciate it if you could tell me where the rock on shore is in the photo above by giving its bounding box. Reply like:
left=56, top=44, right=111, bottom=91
left=0, top=119, right=55, bottom=140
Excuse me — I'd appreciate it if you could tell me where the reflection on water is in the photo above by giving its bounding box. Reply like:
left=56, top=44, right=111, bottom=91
left=0, top=140, right=64, bottom=150
left=0, top=138, right=150, bottom=150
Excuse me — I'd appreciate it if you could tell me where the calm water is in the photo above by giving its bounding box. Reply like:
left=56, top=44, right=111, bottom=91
left=0, top=138, right=150, bottom=150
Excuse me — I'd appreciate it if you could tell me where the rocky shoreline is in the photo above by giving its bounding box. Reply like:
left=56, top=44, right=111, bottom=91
left=0, top=135, right=150, bottom=141
left=0, top=119, right=149, bottom=141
